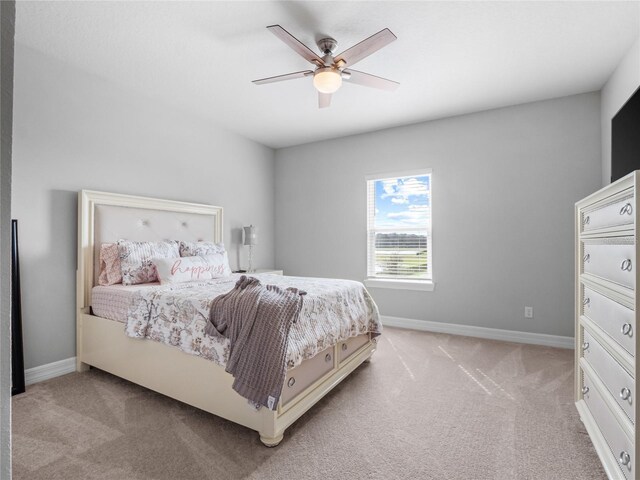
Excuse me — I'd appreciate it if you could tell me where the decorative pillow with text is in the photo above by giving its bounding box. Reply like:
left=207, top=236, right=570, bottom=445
left=155, top=253, right=232, bottom=284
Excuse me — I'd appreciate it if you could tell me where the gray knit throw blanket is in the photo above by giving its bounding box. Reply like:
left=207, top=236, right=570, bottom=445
left=204, top=275, right=306, bottom=410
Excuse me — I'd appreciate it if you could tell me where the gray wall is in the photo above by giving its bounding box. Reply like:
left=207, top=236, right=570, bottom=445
left=275, top=93, right=601, bottom=338
left=0, top=2, right=14, bottom=477
left=11, top=44, right=275, bottom=370
left=601, top=35, right=640, bottom=185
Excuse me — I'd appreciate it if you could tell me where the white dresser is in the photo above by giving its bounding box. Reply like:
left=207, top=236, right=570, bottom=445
left=576, top=171, right=638, bottom=480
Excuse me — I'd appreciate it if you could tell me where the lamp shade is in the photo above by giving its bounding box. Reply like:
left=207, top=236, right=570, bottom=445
left=243, top=225, right=257, bottom=246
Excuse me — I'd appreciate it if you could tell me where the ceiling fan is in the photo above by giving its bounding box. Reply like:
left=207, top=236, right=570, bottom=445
left=252, top=25, right=399, bottom=108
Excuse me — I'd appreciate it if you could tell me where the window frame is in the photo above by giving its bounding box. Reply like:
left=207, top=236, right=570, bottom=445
left=364, top=168, right=434, bottom=292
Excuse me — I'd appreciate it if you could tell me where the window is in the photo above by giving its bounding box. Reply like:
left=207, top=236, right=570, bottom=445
left=365, top=170, right=433, bottom=290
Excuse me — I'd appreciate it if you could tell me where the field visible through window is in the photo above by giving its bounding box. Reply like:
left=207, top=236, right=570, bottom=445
left=374, top=233, right=428, bottom=278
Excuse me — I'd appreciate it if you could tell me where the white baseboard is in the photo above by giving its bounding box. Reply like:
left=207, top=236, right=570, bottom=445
left=25, top=357, right=76, bottom=386
left=381, top=315, right=574, bottom=349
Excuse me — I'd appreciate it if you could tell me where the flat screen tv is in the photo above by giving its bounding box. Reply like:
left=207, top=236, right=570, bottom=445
left=612, top=85, right=640, bottom=183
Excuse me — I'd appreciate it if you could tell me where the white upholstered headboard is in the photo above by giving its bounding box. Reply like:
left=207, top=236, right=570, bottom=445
left=77, top=190, right=223, bottom=310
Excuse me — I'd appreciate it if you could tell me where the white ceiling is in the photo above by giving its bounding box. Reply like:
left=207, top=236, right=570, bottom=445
left=15, top=1, right=640, bottom=149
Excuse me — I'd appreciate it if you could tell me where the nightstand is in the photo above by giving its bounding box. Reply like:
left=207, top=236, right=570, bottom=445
left=253, top=269, right=283, bottom=275
left=234, top=269, right=284, bottom=275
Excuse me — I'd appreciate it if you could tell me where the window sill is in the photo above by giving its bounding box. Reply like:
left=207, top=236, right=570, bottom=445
left=364, top=278, right=435, bottom=291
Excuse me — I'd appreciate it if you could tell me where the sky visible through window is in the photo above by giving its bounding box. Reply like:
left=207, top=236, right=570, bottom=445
left=374, top=175, right=430, bottom=229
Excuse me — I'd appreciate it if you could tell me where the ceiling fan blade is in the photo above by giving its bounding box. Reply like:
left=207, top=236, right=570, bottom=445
left=318, top=92, right=332, bottom=108
left=252, top=70, right=313, bottom=85
left=267, top=25, right=324, bottom=66
left=343, top=69, right=399, bottom=91
left=334, top=28, right=397, bottom=67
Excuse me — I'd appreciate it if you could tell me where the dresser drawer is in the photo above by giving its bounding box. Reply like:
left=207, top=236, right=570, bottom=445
left=583, top=241, right=636, bottom=290
left=583, top=330, right=635, bottom=423
left=582, top=368, right=635, bottom=479
left=281, top=346, right=334, bottom=407
left=339, top=333, right=370, bottom=363
left=582, top=193, right=634, bottom=233
left=583, top=287, right=635, bottom=357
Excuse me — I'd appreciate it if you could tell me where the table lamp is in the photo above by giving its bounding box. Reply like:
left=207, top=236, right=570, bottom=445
left=243, top=225, right=257, bottom=272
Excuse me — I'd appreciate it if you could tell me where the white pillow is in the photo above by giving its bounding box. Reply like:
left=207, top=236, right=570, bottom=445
left=155, top=254, right=232, bottom=284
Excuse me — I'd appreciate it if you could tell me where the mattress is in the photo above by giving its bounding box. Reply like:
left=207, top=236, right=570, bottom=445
left=91, top=274, right=284, bottom=323
left=92, top=273, right=382, bottom=369
left=91, top=283, right=161, bottom=323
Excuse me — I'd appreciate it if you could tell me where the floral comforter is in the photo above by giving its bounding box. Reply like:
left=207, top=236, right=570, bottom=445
left=125, top=274, right=381, bottom=369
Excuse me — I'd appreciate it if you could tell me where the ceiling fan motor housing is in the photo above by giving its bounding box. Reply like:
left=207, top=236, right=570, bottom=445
left=317, top=37, right=338, bottom=55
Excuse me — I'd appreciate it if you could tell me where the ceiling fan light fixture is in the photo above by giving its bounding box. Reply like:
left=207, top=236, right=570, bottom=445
left=313, top=67, right=342, bottom=94
left=253, top=25, right=399, bottom=107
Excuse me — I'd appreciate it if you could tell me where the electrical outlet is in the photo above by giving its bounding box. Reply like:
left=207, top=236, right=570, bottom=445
left=524, top=306, right=533, bottom=319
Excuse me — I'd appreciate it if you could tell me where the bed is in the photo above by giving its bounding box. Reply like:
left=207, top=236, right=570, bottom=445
left=76, top=190, right=380, bottom=446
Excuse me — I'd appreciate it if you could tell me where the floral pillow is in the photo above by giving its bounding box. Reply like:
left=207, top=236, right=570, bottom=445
left=98, top=243, right=122, bottom=286
left=179, top=241, right=226, bottom=257
left=155, top=253, right=232, bottom=284
left=117, top=240, right=180, bottom=285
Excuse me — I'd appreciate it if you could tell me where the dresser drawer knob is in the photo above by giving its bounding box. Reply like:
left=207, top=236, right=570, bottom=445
left=582, top=297, right=590, bottom=306
left=583, top=215, right=590, bottom=225
left=583, top=253, right=590, bottom=263
left=622, top=323, right=633, bottom=336
left=620, top=387, right=632, bottom=401
left=582, top=386, right=589, bottom=395
left=341, top=343, right=348, bottom=351
left=621, top=259, right=633, bottom=272
left=582, top=342, right=589, bottom=351
left=619, top=451, right=631, bottom=466
left=325, top=353, right=332, bottom=363
left=620, top=203, right=633, bottom=216
left=287, top=377, right=296, bottom=388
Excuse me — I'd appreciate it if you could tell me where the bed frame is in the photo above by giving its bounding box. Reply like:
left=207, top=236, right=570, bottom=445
left=76, top=190, right=376, bottom=446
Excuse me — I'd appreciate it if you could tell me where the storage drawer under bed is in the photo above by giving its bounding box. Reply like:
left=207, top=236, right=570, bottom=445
left=339, top=333, right=371, bottom=363
left=281, top=346, right=335, bottom=406
left=281, top=333, right=372, bottom=407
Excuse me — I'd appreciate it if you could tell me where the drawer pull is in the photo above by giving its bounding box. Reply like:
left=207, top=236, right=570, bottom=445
left=620, top=387, right=632, bottom=401
left=619, top=451, right=631, bottom=466
left=621, top=259, right=633, bottom=272
left=287, top=377, right=296, bottom=388
left=582, top=297, right=590, bottom=306
left=620, top=203, right=633, bottom=216
left=622, top=323, right=633, bottom=336
left=582, top=342, right=589, bottom=351
left=325, top=353, right=332, bottom=363
left=341, top=343, right=348, bottom=351
left=583, top=215, right=590, bottom=225
left=583, top=253, right=590, bottom=263
left=582, top=386, right=589, bottom=395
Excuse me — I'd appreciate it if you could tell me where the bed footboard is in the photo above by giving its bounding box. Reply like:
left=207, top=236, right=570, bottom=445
left=78, top=312, right=376, bottom=446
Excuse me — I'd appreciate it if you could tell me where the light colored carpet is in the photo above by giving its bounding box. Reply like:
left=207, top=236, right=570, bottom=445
left=12, top=327, right=604, bottom=480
